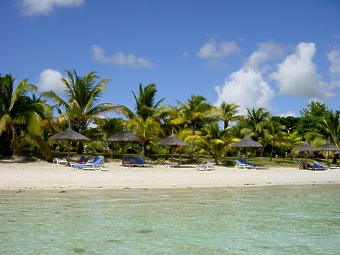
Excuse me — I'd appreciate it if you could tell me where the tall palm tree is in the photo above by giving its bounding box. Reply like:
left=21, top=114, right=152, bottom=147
left=115, top=83, right=168, bottom=156
left=0, top=74, right=52, bottom=159
left=218, top=102, right=241, bottom=129
left=319, top=110, right=340, bottom=163
left=243, top=107, right=270, bottom=141
left=170, top=95, right=216, bottom=159
left=130, top=83, right=165, bottom=121
left=42, top=70, right=117, bottom=153
left=319, top=110, right=340, bottom=147
left=43, top=70, right=116, bottom=133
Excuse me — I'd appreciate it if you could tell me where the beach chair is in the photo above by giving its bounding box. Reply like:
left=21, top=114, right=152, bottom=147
left=133, top=157, right=151, bottom=167
left=163, top=160, right=178, bottom=168
left=196, top=162, right=215, bottom=171
left=70, top=156, right=89, bottom=167
left=124, top=157, right=138, bottom=167
left=73, top=156, right=104, bottom=170
left=53, top=158, right=68, bottom=164
left=235, top=159, right=256, bottom=169
left=312, top=161, right=328, bottom=170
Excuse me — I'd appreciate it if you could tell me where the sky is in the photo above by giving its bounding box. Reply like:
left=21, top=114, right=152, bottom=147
left=1, top=0, right=340, bottom=118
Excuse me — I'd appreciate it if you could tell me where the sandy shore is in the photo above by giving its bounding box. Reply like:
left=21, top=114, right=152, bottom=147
left=1, top=160, right=340, bottom=190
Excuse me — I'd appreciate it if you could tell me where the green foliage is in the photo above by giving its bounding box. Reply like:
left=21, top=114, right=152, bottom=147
left=2, top=71, right=339, bottom=163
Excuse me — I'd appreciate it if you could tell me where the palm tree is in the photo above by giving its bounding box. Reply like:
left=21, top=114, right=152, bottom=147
left=264, top=119, right=287, bottom=161
left=130, top=83, right=165, bottom=121
left=218, top=102, right=241, bottom=129
left=115, top=83, right=168, bottom=156
left=0, top=74, right=52, bottom=159
left=97, top=117, right=125, bottom=156
left=42, top=70, right=117, bottom=153
left=128, top=116, right=163, bottom=157
left=196, top=123, right=232, bottom=164
left=243, top=107, right=270, bottom=142
left=319, top=110, right=340, bottom=163
left=43, top=70, right=116, bottom=133
left=282, top=129, right=302, bottom=160
left=170, top=95, right=216, bottom=159
left=319, top=110, right=340, bottom=147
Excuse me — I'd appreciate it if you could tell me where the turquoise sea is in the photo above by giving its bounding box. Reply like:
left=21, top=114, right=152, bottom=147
left=1, top=185, right=340, bottom=255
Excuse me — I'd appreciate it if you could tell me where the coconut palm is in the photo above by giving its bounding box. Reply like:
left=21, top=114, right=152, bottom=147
left=242, top=107, right=270, bottom=142
left=218, top=102, right=241, bottom=129
left=170, top=95, right=216, bottom=159
left=128, top=116, right=163, bottom=157
left=282, top=129, right=303, bottom=160
left=133, top=83, right=165, bottom=120
left=196, top=123, right=232, bottom=164
left=97, top=117, right=125, bottom=156
left=319, top=110, right=340, bottom=147
left=0, top=74, right=52, bottom=159
left=115, top=83, right=168, bottom=156
left=42, top=70, right=116, bottom=133
left=42, top=70, right=117, bottom=152
left=264, top=119, right=287, bottom=161
left=318, top=110, right=340, bottom=163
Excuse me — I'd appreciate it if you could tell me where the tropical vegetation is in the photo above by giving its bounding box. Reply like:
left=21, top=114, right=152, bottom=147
left=0, top=71, right=339, bottom=165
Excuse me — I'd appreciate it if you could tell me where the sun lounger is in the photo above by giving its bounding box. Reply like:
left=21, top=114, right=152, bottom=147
left=123, top=157, right=150, bottom=167
left=312, top=161, right=328, bottom=170
left=196, top=162, right=215, bottom=171
left=235, top=159, right=257, bottom=169
left=73, top=156, right=105, bottom=170
left=124, top=157, right=138, bottom=167
left=163, top=160, right=178, bottom=168
left=53, top=158, right=68, bottom=164
left=70, top=156, right=89, bottom=167
left=133, top=157, right=151, bottom=167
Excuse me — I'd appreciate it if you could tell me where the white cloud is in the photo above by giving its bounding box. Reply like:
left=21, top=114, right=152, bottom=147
left=197, top=38, right=239, bottom=65
left=215, top=68, right=275, bottom=115
left=215, top=43, right=277, bottom=114
left=272, top=42, right=334, bottom=98
left=279, top=110, right=296, bottom=117
left=91, top=45, right=154, bottom=68
left=18, top=0, right=85, bottom=16
left=37, top=68, right=64, bottom=93
left=244, top=42, right=283, bottom=71
left=327, top=49, right=340, bottom=78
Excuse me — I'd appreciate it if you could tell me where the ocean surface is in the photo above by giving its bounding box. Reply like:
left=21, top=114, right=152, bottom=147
left=1, top=185, right=340, bottom=255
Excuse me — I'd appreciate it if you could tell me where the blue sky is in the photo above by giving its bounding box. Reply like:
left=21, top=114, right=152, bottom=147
left=1, top=0, right=339, bottom=117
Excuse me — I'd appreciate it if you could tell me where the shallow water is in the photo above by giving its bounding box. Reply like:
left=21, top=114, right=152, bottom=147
left=1, top=185, right=340, bottom=255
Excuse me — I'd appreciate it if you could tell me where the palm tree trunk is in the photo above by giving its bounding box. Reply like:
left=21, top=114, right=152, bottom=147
left=270, top=142, right=274, bottom=161
left=189, top=128, right=195, bottom=159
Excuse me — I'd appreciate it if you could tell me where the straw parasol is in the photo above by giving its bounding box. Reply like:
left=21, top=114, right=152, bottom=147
left=157, top=133, right=188, bottom=162
left=49, top=127, right=91, bottom=165
left=292, top=141, right=319, bottom=169
left=318, top=140, right=340, bottom=165
left=231, top=134, right=262, bottom=159
left=107, top=129, right=141, bottom=165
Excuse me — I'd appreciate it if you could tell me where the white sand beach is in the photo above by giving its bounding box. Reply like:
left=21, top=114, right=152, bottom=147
left=1, top=160, right=340, bottom=190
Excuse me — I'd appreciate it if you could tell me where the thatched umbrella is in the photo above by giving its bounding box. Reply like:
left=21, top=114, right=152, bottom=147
left=49, top=127, right=91, bottom=165
left=231, top=134, right=262, bottom=159
left=318, top=140, right=339, bottom=165
left=292, top=141, right=319, bottom=169
left=107, top=129, right=141, bottom=165
left=157, top=133, right=188, bottom=163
